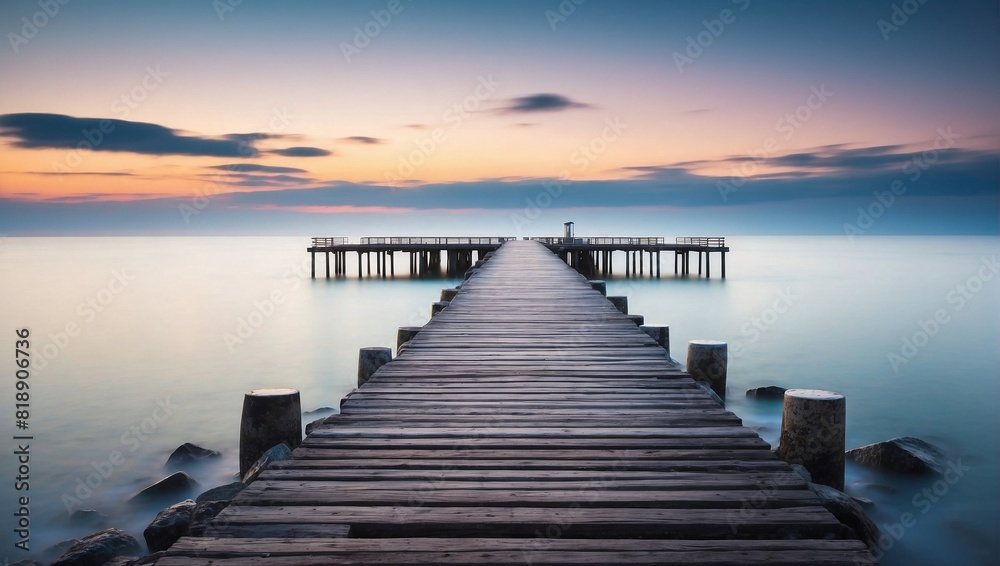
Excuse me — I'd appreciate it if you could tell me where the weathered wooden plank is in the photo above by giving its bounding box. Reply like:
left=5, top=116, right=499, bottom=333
left=247, top=472, right=807, bottom=489
left=211, top=505, right=851, bottom=539
left=269, top=458, right=794, bottom=472
left=296, top=436, right=771, bottom=450
left=235, top=485, right=820, bottom=508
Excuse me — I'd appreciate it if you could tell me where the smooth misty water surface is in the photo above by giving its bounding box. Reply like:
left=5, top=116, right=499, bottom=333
left=0, top=235, right=997, bottom=565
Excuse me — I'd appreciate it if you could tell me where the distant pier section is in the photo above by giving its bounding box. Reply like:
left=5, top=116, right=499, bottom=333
left=307, top=234, right=729, bottom=279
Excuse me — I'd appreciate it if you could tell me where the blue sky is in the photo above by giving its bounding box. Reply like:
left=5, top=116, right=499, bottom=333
left=0, top=0, right=997, bottom=235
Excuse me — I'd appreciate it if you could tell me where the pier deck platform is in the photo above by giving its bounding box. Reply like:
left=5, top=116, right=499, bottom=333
left=159, top=240, right=873, bottom=565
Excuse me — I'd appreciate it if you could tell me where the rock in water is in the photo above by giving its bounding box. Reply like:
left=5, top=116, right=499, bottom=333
left=103, top=554, right=165, bottom=566
left=846, top=436, right=947, bottom=474
left=807, top=481, right=880, bottom=551
left=50, top=528, right=141, bottom=566
left=69, top=509, right=108, bottom=527
left=131, top=472, right=200, bottom=502
left=305, top=416, right=329, bottom=434
left=166, top=443, right=221, bottom=466
left=304, top=406, right=336, bottom=415
left=144, top=499, right=197, bottom=552
left=242, top=443, right=292, bottom=484
left=41, top=539, right=80, bottom=563
left=789, top=464, right=812, bottom=483
left=746, top=385, right=787, bottom=399
left=196, top=481, right=245, bottom=503
left=186, top=500, right=232, bottom=536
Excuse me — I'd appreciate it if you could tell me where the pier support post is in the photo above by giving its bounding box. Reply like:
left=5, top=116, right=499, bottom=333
left=588, top=280, right=606, bottom=296
left=640, top=325, right=670, bottom=357
left=686, top=340, right=727, bottom=400
left=396, top=326, right=421, bottom=354
left=358, top=347, right=392, bottom=387
left=239, top=388, right=301, bottom=479
left=776, top=389, right=846, bottom=491
left=310, top=252, right=315, bottom=279
left=626, top=314, right=644, bottom=326
left=431, top=301, right=449, bottom=317
left=608, top=295, right=628, bottom=314
left=440, top=288, right=460, bottom=302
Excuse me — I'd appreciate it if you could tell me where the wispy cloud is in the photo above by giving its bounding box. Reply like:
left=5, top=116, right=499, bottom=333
left=270, top=146, right=332, bottom=157
left=28, top=171, right=138, bottom=177
left=341, top=136, right=383, bottom=145
left=208, top=164, right=308, bottom=174
left=499, top=93, right=594, bottom=114
left=0, top=113, right=330, bottom=159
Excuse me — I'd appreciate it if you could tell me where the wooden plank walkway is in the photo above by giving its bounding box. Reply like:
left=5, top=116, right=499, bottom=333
left=159, top=240, right=875, bottom=565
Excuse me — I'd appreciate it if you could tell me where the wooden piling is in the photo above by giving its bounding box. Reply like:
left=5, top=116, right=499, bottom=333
left=776, top=389, right=846, bottom=491
left=686, top=340, right=727, bottom=400
left=396, top=326, right=421, bottom=354
left=588, top=280, right=607, bottom=296
left=358, top=347, right=392, bottom=387
left=608, top=295, right=628, bottom=314
left=640, top=324, right=670, bottom=357
left=239, top=388, right=301, bottom=479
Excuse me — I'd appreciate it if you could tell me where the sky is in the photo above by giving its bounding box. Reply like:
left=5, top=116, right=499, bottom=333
left=0, top=0, right=997, bottom=236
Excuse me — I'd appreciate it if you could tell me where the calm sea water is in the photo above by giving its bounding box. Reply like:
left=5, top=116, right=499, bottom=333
left=0, top=235, right=997, bottom=564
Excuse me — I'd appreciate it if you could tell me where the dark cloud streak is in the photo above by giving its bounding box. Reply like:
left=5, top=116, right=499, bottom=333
left=499, top=93, right=593, bottom=114
left=0, top=113, right=330, bottom=159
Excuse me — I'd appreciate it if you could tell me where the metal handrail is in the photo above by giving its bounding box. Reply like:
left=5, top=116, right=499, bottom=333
left=311, top=237, right=348, bottom=246
left=675, top=237, right=726, bottom=247
left=532, top=237, right=666, bottom=245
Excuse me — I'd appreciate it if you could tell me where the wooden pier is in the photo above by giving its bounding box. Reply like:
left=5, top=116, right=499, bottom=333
left=307, top=236, right=730, bottom=279
left=160, top=240, right=873, bottom=565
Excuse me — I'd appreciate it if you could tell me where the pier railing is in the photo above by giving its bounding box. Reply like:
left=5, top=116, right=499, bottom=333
left=676, top=237, right=726, bottom=247
left=312, top=237, right=514, bottom=247
left=532, top=237, right=666, bottom=245
left=311, top=237, right=349, bottom=247
left=360, top=237, right=514, bottom=245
